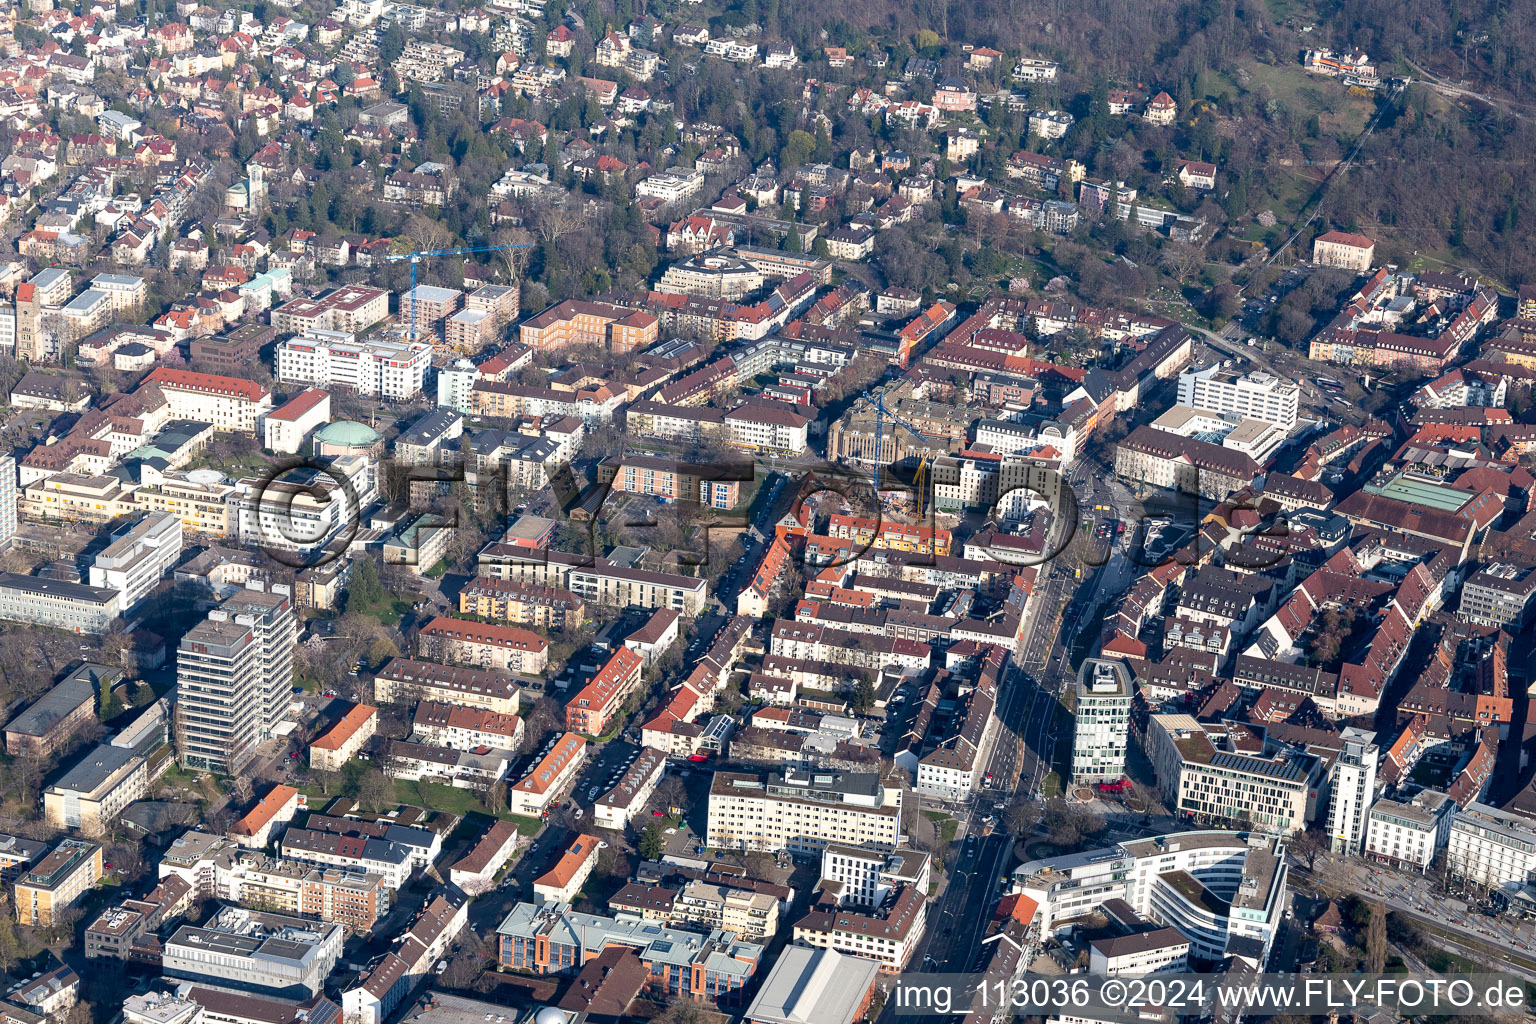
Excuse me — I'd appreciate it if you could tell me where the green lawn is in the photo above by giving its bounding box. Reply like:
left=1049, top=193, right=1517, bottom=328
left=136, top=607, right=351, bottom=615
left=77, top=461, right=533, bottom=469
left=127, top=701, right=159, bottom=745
left=391, top=780, right=544, bottom=832
left=347, top=593, right=414, bottom=627
left=294, top=778, right=545, bottom=832
left=923, top=809, right=959, bottom=844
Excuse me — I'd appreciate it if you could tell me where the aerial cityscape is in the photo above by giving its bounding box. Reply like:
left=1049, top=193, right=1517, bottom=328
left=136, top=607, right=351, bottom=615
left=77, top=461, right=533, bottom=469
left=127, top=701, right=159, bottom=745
left=0, top=0, right=1533, bottom=1022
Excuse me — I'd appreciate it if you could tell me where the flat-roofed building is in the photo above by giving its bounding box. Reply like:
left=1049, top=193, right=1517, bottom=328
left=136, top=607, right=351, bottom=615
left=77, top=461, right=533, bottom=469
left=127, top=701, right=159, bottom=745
left=1073, top=658, right=1132, bottom=783
left=88, top=512, right=183, bottom=614
left=398, top=284, right=463, bottom=338
left=676, top=879, right=779, bottom=938
left=0, top=573, right=121, bottom=633
left=707, top=769, right=903, bottom=854
left=135, top=468, right=235, bottom=537
left=1145, top=715, right=1319, bottom=835
left=21, top=473, right=140, bottom=525
left=276, top=330, right=432, bottom=400
left=0, top=833, right=47, bottom=885
left=14, top=837, right=102, bottom=926
left=1448, top=802, right=1536, bottom=889
left=742, top=946, right=879, bottom=1024
left=1176, top=364, right=1300, bottom=430
left=162, top=905, right=344, bottom=1000
left=1365, top=790, right=1453, bottom=871
left=819, top=845, right=931, bottom=908
left=43, top=743, right=148, bottom=836
left=1459, top=562, right=1536, bottom=630
left=1014, top=830, right=1288, bottom=964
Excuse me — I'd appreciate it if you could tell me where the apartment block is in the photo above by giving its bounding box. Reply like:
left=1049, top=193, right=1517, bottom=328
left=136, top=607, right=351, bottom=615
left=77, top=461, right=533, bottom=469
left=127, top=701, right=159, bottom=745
left=675, top=880, right=779, bottom=938
left=14, top=838, right=102, bottom=926
left=1459, top=562, right=1536, bottom=630
left=373, top=659, right=521, bottom=715
left=410, top=702, right=524, bottom=752
left=594, top=747, right=668, bottom=830
left=566, top=647, right=643, bottom=736
left=310, top=703, right=379, bottom=772
left=270, top=286, right=390, bottom=334
left=707, top=769, right=903, bottom=854
left=510, top=732, right=587, bottom=816
left=792, top=884, right=926, bottom=972
left=457, top=577, right=585, bottom=630
left=398, top=284, right=463, bottom=338
left=598, top=455, right=744, bottom=509
left=276, top=329, right=432, bottom=399
left=416, top=616, right=550, bottom=673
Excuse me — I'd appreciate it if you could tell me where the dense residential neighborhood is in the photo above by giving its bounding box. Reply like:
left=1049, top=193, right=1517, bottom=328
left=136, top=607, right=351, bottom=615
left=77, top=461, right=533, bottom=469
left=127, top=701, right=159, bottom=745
left=0, top=0, right=1534, bottom=1021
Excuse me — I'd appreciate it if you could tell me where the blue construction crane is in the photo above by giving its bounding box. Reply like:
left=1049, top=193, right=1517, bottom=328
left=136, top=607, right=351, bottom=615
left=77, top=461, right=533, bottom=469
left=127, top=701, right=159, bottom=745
left=861, top=388, right=944, bottom=506
left=385, top=243, right=533, bottom=342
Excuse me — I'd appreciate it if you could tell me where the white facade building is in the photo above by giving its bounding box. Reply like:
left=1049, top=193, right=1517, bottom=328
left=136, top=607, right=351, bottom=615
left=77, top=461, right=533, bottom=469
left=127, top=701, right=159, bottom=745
left=1448, top=803, right=1536, bottom=889
left=1014, top=830, right=1288, bottom=965
left=276, top=330, right=432, bottom=399
left=88, top=512, right=183, bottom=614
left=1324, top=728, right=1379, bottom=854
left=0, top=453, right=16, bottom=549
left=1364, top=790, right=1453, bottom=871
left=707, top=769, right=903, bottom=854
left=1073, top=659, right=1131, bottom=783
left=1176, top=365, right=1300, bottom=431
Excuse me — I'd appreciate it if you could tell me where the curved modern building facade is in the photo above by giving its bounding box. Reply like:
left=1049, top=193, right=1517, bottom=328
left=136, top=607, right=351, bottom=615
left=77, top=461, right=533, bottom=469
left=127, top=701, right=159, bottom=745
left=1013, top=829, right=1287, bottom=966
